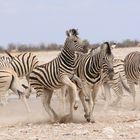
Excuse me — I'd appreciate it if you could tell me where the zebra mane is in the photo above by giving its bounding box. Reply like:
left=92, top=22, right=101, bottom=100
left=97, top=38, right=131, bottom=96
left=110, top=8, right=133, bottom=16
left=103, top=42, right=111, bottom=55
left=66, top=28, right=79, bottom=37
left=90, top=42, right=112, bottom=56
left=5, top=51, right=14, bottom=59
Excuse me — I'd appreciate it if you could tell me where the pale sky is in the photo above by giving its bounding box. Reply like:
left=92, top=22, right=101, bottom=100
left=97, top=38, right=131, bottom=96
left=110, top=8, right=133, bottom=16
left=0, top=0, right=140, bottom=47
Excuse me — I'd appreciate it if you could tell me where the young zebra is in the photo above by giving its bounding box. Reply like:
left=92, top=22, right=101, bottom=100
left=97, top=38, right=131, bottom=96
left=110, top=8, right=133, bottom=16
left=124, top=51, right=140, bottom=109
left=0, top=68, right=30, bottom=112
left=29, top=29, right=87, bottom=122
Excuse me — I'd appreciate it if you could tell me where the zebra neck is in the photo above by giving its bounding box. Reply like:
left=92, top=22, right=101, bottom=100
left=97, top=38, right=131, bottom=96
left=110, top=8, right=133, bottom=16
left=84, top=53, right=102, bottom=84
left=91, top=53, right=101, bottom=72
left=59, top=48, right=75, bottom=66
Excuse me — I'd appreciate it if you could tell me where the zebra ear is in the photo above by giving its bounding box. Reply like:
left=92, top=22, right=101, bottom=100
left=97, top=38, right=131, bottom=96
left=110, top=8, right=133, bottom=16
left=67, top=29, right=79, bottom=37
left=71, top=29, right=79, bottom=36
left=66, top=31, right=70, bottom=37
left=5, top=50, right=14, bottom=59
left=111, top=43, right=116, bottom=50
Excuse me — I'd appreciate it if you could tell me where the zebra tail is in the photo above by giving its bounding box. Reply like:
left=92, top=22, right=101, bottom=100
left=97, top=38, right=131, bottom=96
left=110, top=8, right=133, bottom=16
left=119, top=75, right=131, bottom=93
left=5, top=50, right=14, bottom=59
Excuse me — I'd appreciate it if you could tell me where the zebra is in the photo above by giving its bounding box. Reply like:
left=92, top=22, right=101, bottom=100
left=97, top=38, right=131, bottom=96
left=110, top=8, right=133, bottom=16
left=100, top=58, right=130, bottom=110
left=29, top=29, right=87, bottom=122
left=0, top=67, right=31, bottom=112
left=89, top=44, right=130, bottom=110
left=0, top=52, right=39, bottom=105
left=124, top=51, right=140, bottom=109
left=61, top=42, right=115, bottom=122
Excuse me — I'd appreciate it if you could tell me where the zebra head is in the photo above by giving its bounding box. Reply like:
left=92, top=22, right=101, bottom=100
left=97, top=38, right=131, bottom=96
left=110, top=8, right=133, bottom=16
left=100, top=42, right=114, bottom=80
left=65, top=29, right=87, bottom=53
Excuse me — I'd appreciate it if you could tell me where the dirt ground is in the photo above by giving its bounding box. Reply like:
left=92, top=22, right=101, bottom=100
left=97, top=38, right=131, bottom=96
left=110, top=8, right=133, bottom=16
left=1, top=47, right=140, bottom=140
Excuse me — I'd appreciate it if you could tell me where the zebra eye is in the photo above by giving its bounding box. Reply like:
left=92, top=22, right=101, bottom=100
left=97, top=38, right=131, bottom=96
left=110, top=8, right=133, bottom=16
left=74, top=40, right=77, bottom=43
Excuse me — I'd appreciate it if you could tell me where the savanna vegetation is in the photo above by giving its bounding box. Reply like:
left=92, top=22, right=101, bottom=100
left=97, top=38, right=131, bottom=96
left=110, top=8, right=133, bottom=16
left=0, top=39, right=139, bottom=52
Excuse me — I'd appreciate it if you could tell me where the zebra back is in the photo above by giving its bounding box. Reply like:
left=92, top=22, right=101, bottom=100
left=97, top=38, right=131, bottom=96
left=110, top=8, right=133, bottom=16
left=0, top=52, right=39, bottom=78
left=12, top=52, right=39, bottom=77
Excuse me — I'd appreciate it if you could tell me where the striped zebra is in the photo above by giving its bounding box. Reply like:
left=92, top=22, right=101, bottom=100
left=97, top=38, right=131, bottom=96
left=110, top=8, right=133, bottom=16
left=62, top=42, right=115, bottom=122
left=100, top=58, right=130, bottom=110
left=0, top=52, right=38, bottom=105
left=0, top=67, right=30, bottom=112
left=124, top=51, right=140, bottom=109
left=29, top=29, right=87, bottom=122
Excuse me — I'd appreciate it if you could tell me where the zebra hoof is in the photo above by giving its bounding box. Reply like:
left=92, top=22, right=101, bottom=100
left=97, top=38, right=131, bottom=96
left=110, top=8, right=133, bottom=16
left=87, top=118, right=91, bottom=122
left=74, top=104, right=78, bottom=110
left=84, top=114, right=90, bottom=122
left=74, top=106, right=78, bottom=110
left=85, top=97, right=90, bottom=102
left=84, top=114, right=88, bottom=119
left=60, top=114, right=72, bottom=123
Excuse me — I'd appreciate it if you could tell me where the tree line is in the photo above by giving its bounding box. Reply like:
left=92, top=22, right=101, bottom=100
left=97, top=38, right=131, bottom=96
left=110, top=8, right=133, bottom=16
left=0, top=39, right=139, bottom=52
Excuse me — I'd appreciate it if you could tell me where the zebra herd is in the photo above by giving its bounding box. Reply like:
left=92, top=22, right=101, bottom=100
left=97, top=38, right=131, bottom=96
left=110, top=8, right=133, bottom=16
left=0, top=28, right=139, bottom=123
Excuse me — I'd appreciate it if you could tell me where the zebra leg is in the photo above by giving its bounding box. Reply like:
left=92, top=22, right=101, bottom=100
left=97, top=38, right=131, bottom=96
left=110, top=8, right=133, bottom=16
left=90, top=86, right=99, bottom=123
left=128, top=81, right=136, bottom=110
left=100, top=85, right=106, bottom=100
left=61, top=85, right=67, bottom=115
left=111, top=83, right=123, bottom=107
left=103, top=83, right=112, bottom=110
left=72, top=75, right=89, bottom=101
left=19, top=93, right=31, bottom=113
left=61, top=75, right=79, bottom=110
left=0, top=91, right=9, bottom=106
left=79, top=90, right=90, bottom=122
left=14, top=89, right=31, bottom=113
left=60, top=87, right=74, bottom=123
left=10, top=83, right=31, bottom=113
left=41, top=90, right=58, bottom=122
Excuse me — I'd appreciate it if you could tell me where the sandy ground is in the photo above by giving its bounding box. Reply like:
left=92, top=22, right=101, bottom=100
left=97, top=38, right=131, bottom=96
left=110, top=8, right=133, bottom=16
left=0, top=48, right=140, bottom=139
